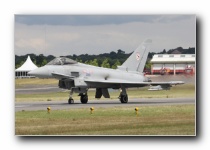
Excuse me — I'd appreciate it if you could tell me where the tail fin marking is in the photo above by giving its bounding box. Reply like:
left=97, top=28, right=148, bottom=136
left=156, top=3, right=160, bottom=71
left=120, top=39, right=152, bottom=73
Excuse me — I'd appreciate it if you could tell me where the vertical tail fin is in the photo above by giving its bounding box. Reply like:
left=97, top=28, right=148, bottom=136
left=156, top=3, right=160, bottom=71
left=119, top=39, right=152, bottom=73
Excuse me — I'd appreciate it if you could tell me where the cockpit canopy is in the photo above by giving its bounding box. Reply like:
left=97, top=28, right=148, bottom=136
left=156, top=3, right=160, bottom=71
left=47, top=57, right=77, bottom=65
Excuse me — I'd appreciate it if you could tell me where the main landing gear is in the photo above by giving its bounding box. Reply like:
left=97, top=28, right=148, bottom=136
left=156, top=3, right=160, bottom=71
left=68, top=87, right=128, bottom=104
left=119, top=87, right=128, bottom=103
left=119, top=94, right=128, bottom=103
left=79, top=93, right=88, bottom=104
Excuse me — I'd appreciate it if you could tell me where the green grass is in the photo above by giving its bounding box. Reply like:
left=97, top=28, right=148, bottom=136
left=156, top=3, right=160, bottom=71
left=15, top=78, right=57, bottom=88
left=15, top=104, right=195, bottom=135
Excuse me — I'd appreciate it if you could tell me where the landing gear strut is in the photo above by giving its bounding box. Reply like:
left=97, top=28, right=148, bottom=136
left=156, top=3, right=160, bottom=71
left=68, top=88, right=74, bottom=104
left=119, top=93, right=128, bottom=103
left=68, top=88, right=89, bottom=104
left=119, top=87, right=128, bottom=103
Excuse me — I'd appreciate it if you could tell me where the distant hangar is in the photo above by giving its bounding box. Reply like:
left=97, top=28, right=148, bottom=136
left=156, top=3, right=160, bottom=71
left=150, top=54, right=195, bottom=75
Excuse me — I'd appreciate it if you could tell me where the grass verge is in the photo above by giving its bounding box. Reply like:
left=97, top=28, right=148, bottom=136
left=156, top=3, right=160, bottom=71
left=15, top=104, right=195, bottom=135
left=15, top=78, right=57, bottom=88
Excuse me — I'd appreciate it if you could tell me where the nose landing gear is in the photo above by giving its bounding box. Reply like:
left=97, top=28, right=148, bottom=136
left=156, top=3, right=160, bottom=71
left=68, top=88, right=88, bottom=104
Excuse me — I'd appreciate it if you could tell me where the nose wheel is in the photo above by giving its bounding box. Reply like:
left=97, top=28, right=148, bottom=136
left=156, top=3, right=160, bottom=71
left=68, top=98, right=74, bottom=104
left=68, top=88, right=89, bottom=104
left=68, top=88, right=74, bottom=104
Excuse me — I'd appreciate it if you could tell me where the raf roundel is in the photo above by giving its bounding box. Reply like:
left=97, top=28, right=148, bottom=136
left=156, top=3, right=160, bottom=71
left=136, top=52, right=140, bottom=61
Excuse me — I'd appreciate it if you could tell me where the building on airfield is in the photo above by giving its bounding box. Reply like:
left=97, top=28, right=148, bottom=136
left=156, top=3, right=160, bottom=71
left=15, top=55, right=38, bottom=78
left=150, top=54, right=195, bottom=75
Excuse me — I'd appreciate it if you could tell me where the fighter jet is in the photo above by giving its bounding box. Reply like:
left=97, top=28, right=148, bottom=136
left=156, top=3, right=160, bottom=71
left=28, top=39, right=184, bottom=104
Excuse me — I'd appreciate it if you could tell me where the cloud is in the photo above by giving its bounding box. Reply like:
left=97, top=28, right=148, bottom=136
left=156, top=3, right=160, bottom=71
left=16, top=38, right=45, bottom=49
left=15, top=15, right=195, bottom=56
left=15, top=15, right=193, bottom=26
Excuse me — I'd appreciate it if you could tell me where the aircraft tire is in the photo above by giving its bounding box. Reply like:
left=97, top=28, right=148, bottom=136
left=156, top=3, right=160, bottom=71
left=68, top=98, right=74, bottom=104
left=120, top=95, right=128, bottom=103
left=80, top=94, right=88, bottom=104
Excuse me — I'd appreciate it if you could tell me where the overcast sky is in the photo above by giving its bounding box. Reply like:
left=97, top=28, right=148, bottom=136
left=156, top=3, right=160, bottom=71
left=15, top=15, right=195, bottom=56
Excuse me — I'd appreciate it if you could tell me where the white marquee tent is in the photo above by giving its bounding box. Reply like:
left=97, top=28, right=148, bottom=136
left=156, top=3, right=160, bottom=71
left=15, top=55, right=38, bottom=78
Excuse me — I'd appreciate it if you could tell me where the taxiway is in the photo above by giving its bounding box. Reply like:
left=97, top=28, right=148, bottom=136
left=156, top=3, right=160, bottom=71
left=15, top=97, right=195, bottom=112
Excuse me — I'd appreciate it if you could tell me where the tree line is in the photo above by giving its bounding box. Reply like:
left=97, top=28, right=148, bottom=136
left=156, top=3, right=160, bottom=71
left=15, top=47, right=195, bottom=70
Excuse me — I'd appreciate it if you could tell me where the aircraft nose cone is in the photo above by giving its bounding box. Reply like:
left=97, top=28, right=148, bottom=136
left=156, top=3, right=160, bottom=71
left=28, top=66, right=50, bottom=78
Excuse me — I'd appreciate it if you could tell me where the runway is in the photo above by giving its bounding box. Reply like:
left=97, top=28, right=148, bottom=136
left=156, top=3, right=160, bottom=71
left=15, top=75, right=195, bottom=112
left=15, top=97, right=195, bottom=112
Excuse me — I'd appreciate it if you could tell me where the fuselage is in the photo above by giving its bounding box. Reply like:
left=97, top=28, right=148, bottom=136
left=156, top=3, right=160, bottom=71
left=29, top=63, right=150, bottom=89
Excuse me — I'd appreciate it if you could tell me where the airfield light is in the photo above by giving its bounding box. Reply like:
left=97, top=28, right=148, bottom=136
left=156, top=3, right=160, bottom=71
left=90, top=107, right=94, bottom=114
left=47, top=107, right=51, bottom=113
left=135, top=107, right=139, bottom=116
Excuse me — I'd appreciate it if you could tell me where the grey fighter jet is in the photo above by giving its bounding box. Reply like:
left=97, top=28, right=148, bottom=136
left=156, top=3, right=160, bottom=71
left=28, top=39, right=184, bottom=104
